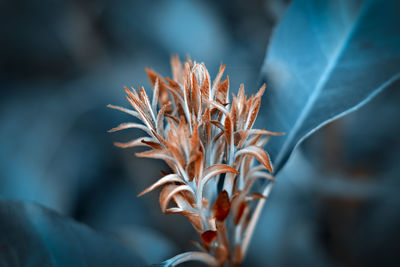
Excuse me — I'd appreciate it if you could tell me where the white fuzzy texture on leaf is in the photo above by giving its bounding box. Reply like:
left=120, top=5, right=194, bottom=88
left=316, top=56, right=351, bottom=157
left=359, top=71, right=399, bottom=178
left=138, top=174, right=184, bottom=197
left=160, top=185, right=195, bottom=212
left=236, top=146, right=273, bottom=173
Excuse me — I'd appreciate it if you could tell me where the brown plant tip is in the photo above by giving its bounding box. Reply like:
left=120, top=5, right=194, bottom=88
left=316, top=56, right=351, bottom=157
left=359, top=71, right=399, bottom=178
left=234, top=201, right=248, bottom=225
left=201, top=230, right=218, bottom=248
left=212, top=190, right=231, bottom=222
left=109, top=55, right=282, bottom=266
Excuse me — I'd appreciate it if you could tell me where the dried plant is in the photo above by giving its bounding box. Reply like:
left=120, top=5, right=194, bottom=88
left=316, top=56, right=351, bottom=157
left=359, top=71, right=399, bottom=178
left=109, top=56, right=283, bottom=266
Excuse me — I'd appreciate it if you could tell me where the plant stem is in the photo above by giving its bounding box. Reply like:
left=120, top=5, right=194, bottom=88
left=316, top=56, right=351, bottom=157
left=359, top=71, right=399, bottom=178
left=240, top=182, right=274, bottom=259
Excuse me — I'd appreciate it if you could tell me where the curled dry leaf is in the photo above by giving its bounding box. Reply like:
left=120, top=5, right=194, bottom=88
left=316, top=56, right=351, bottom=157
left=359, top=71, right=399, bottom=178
left=137, top=174, right=184, bottom=197
left=236, top=146, right=274, bottom=173
left=160, top=184, right=195, bottom=212
left=200, top=165, right=239, bottom=193
left=109, top=56, right=282, bottom=266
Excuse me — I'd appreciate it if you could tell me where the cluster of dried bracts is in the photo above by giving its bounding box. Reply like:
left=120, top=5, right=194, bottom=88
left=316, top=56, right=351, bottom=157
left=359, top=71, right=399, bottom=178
left=109, top=56, right=283, bottom=266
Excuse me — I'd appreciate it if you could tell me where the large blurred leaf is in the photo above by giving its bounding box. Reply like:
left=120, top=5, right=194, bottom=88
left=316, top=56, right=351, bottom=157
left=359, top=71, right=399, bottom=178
left=260, top=0, right=400, bottom=172
left=0, top=200, right=144, bottom=266
left=114, top=226, right=179, bottom=265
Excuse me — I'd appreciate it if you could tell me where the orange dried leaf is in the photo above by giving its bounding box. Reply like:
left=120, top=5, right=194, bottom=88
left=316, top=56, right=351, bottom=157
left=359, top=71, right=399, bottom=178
left=211, top=120, right=224, bottom=131
left=187, top=161, right=196, bottom=182
left=216, top=76, right=229, bottom=104
left=234, top=201, right=248, bottom=225
left=156, top=102, right=171, bottom=133
left=236, top=146, right=274, bottom=173
left=135, top=149, right=172, bottom=162
left=113, top=137, right=152, bottom=149
left=171, top=55, right=183, bottom=82
left=234, top=130, right=244, bottom=146
left=140, top=139, right=162, bottom=150
left=107, top=104, right=140, bottom=118
left=200, top=71, right=210, bottom=100
left=211, top=64, right=226, bottom=95
left=160, top=184, right=194, bottom=212
left=255, top=83, right=266, bottom=99
left=201, top=230, right=217, bottom=248
left=145, top=68, right=169, bottom=105
left=246, top=98, right=261, bottom=130
left=212, top=190, right=231, bottom=222
left=108, top=122, right=149, bottom=133
left=191, top=73, right=200, bottom=114
left=138, top=174, right=184, bottom=197
left=224, top=115, right=232, bottom=146
left=200, top=165, right=239, bottom=191
left=203, top=98, right=229, bottom=116
left=248, top=129, right=285, bottom=136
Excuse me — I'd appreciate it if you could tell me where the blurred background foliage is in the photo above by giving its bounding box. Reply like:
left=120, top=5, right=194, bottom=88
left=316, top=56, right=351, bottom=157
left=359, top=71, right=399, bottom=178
left=0, top=0, right=399, bottom=266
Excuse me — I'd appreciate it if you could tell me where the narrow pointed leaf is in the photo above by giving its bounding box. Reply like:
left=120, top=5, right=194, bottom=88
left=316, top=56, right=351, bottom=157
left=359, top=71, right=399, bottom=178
left=108, top=122, right=149, bottom=134
left=203, top=98, right=230, bottom=116
left=211, top=64, right=226, bottom=98
left=224, top=115, right=233, bottom=146
left=138, top=174, right=184, bottom=197
left=247, top=129, right=284, bottom=136
left=200, top=165, right=239, bottom=192
left=236, top=146, right=273, bottom=173
left=114, top=137, right=154, bottom=148
left=136, top=150, right=174, bottom=162
left=107, top=104, right=140, bottom=118
left=160, top=184, right=195, bottom=212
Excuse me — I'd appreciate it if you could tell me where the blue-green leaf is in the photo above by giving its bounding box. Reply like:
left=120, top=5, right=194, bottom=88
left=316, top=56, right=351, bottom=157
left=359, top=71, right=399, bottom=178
left=0, top=200, right=144, bottom=266
left=260, top=0, right=400, bottom=172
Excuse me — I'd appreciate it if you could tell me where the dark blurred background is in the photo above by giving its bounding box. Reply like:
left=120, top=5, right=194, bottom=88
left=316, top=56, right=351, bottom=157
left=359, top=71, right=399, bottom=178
left=1, top=0, right=399, bottom=266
